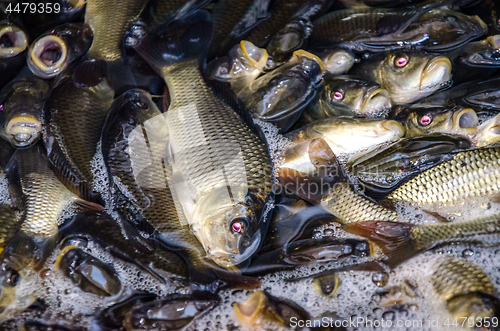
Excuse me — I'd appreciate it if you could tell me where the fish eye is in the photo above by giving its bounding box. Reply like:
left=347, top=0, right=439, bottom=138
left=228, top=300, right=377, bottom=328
left=394, top=54, right=409, bottom=68
left=231, top=218, right=248, bottom=234
left=217, top=63, right=231, bottom=76
left=332, top=89, right=344, bottom=101
left=419, top=114, right=433, bottom=126
left=3, top=268, right=19, bottom=287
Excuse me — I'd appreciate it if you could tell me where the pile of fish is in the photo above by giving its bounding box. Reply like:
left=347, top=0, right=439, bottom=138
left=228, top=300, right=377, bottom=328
left=1, top=0, right=500, bottom=329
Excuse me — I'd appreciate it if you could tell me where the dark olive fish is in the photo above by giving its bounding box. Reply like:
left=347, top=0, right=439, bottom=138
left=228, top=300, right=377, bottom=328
left=133, top=12, right=274, bottom=272
left=43, top=65, right=114, bottom=203
left=55, top=246, right=121, bottom=297
left=309, top=7, right=487, bottom=53
left=303, top=75, right=392, bottom=122
left=234, top=291, right=312, bottom=330
left=266, top=0, right=335, bottom=62
left=0, top=205, right=19, bottom=253
left=238, top=50, right=324, bottom=132
left=0, top=138, right=14, bottom=172
left=347, top=134, right=471, bottom=196
left=96, top=293, right=218, bottom=331
left=147, top=0, right=211, bottom=26
left=27, top=23, right=93, bottom=79
left=432, top=257, right=500, bottom=321
left=350, top=51, right=452, bottom=104
left=0, top=4, right=28, bottom=91
left=0, top=67, right=49, bottom=147
left=344, top=213, right=500, bottom=267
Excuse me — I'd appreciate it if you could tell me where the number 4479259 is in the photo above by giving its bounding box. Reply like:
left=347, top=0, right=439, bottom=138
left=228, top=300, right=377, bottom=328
left=6, top=2, right=61, bottom=14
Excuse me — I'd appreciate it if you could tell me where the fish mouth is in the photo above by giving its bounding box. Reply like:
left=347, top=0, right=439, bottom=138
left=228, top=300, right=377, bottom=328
left=362, top=88, right=392, bottom=114
left=452, top=108, right=478, bottom=132
left=291, top=50, right=326, bottom=72
left=381, top=120, right=405, bottom=137
left=5, top=116, right=42, bottom=147
left=240, top=40, right=268, bottom=70
left=420, top=56, right=452, bottom=90
left=29, top=35, right=68, bottom=79
left=323, top=50, right=355, bottom=75
left=234, top=291, right=266, bottom=323
left=0, top=26, right=27, bottom=58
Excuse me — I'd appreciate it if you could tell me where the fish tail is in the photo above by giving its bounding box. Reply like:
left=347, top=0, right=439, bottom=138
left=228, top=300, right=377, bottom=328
left=342, top=221, right=419, bottom=268
left=73, top=198, right=105, bottom=212
left=133, top=10, right=213, bottom=73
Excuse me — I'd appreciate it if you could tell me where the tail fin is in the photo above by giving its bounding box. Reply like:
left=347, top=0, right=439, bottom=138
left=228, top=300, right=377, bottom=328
left=133, top=10, right=212, bottom=73
left=342, top=221, right=419, bottom=268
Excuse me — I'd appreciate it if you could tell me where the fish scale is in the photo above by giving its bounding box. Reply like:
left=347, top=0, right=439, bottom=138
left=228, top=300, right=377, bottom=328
left=388, top=148, right=500, bottom=206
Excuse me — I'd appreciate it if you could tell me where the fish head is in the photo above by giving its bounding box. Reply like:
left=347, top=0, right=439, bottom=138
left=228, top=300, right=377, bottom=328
left=464, top=35, right=500, bottom=67
left=0, top=25, right=27, bottom=59
left=207, top=41, right=268, bottom=93
left=381, top=52, right=451, bottom=104
left=192, top=189, right=262, bottom=269
left=322, top=49, right=356, bottom=76
left=28, top=23, right=93, bottom=79
left=404, top=106, right=477, bottom=137
left=473, top=113, right=500, bottom=147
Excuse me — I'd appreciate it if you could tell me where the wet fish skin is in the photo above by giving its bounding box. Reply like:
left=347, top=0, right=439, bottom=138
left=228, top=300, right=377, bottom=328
left=388, top=147, right=500, bottom=208
left=319, top=48, right=356, bottom=76
left=350, top=51, right=452, bottom=105
left=303, top=75, right=391, bottom=122
left=343, top=213, right=500, bottom=267
left=0, top=138, right=14, bottom=172
left=133, top=12, right=274, bottom=270
left=432, top=257, right=500, bottom=320
left=0, top=205, right=19, bottom=252
left=0, top=67, right=49, bottom=148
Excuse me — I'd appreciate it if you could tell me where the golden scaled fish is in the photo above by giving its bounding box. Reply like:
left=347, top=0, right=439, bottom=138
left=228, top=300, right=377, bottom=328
left=343, top=213, right=500, bottom=267
left=432, top=257, right=500, bottom=321
left=133, top=11, right=274, bottom=270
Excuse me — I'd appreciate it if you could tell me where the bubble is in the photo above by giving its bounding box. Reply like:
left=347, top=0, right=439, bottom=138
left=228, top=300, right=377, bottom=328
left=372, top=272, right=389, bottom=287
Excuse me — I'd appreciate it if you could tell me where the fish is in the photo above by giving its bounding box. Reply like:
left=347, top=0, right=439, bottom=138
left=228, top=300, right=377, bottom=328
left=0, top=205, right=19, bottom=253
left=343, top=213, right=500, bottom=267
left=96, top=293, right=219, bottom=331
left=265, top=0, right=335, bottom=62
left=233, top=291, right=311, bottom=330
left=133, top=12, right=274, bottom=271
left=309, top=7, right=487, bottom=53
left=473, top=112, right=500, bottom=147
left=318, top=48, right=356, bottom=76
left=350, top=51, right=452, bottom=104
left=347, top=134, right=471, bottom=196
left=247, top=237, right=373, bottom=274
left=402, top=106, right=478, bottom=138
left=431, top=257, right=500, bottom=320
left=0, top=5, right=28, bottom=90
left=27, top=23, right=93, bottom=79
left=0, top=67, right=49, bottom=147
left=20, top=321, right=84, bottom=331
left=444, top=35, right=500, bottom=84
left=303, top=75, right=392, bottom=122
left=286, top=117, right=404, bottom=156
left=207, top=40, right=268, bottom=94
left=147, top=0, right=211, bottom=26
left=313, top=273, right=341, bottom=298
left=43, top=64, right=114, bottom=203
left=387, top=147, right=500, bottom=209
left=55, top=246, right=122, bottom=297
left=0, top=138, right=14, bottom=172
left=237, top=50, right=325, bottom=132
left=3, top=144, right=103, bottom=273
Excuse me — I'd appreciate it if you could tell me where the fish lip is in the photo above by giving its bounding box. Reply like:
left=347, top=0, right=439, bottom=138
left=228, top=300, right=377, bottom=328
left=473, top=15, right=488, bottom=34
left=291, top=50, right=326, bottom=73
left=240, top=40, right=268, bottom=70
left=234, top=291, right=265, bottom=322
left=206, top=232, right=262, bottom=269
left=28, top=35, right=68, bottom=79
left=5, top=116, right=42, bottom=147
left=362, top=88, right=392, bottom=113
left=381, top=120, right=405, bottom=137
left=452, top=108, right=478, bottom=131
left=0, top=26, right=27, bottom=58
left=420, top=56, right=452, bottom=90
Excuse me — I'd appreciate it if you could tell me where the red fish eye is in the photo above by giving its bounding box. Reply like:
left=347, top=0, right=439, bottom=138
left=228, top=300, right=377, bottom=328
left=0, top=105, right=3, bottom=111
left=232, top=222, right=242, bottom=233
left=395, top=55, right=409, bottom=67
left=420, top=114, right=432, bottom=126
left=332, top=90, right=344, bottom=101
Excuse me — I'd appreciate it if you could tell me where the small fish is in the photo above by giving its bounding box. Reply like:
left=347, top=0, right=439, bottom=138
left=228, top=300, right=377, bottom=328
left=432, top=258, right=500, bottom=321
left=387, top=147, right=500, bottom=209
left=133, top=12, right=274, bottom=271
left=319, top=48, right=356, bottom=76
left=403, top=106, right=478, bottom=138
left=303, top=75, right=392, bottom=122
left=343, top=213, right=500, bottom=267
left=350, top=52, right=452, bottom=104
left=207, top=40, right=268, bottom=93
left=55, top=246, right=121, bottom=297
left=0, top=67, right=49, bottom=147
left=309, top=7, right=487, bottom=53
left=234, top=291, right=311, bottom=330
left=347, top=134, right=471, bottom=196
left=27, top=23, right=93, bottom=79
left=287, top=117, right=404, bottom=155
left=473, top=113, right=500, bottom=147
left=238, top=50, right=324, bottom=132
